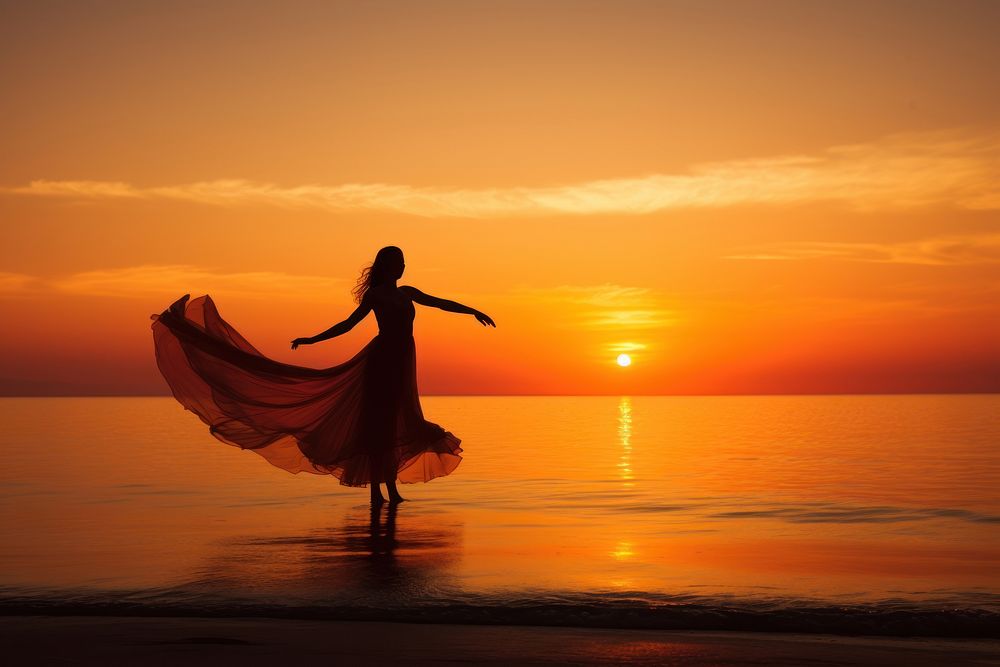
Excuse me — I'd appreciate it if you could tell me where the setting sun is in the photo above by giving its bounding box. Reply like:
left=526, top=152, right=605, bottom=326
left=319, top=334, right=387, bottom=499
left=616, top=354, right=632, bottom=367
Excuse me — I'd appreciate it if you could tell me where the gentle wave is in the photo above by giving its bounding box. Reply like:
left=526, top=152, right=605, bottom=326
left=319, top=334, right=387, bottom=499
left=2, top=587, right=998, bottom=638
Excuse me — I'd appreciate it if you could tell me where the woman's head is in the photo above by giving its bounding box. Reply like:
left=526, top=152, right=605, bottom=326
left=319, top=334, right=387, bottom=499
left=352, top=246, right=405, bottom=303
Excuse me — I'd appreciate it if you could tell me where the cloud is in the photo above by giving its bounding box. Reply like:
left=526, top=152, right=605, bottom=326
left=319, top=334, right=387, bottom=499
left=726, top=233, right=1000, bottom=266
left=0, top=272, right=42, bottom=295
left=0, top=265, right=346, bottom=300
left=517, top=283, right=655, bottom=307
left=5, top=128, right=999, bottom=217
left=585, top=310, right=677, bottom=329
left=512, top=283, right=676, bottom=331
left=608, top=342, right=647, bottom=353
left=11, top=181, right=142, bottom=199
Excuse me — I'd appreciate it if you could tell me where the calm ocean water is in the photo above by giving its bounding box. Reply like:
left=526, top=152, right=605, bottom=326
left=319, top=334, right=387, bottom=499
left=1, top=396, right=997, bottom=636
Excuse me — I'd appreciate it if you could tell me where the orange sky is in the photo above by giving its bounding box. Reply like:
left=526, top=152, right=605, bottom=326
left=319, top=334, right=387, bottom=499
left=1, top=0, right=998, bottom=395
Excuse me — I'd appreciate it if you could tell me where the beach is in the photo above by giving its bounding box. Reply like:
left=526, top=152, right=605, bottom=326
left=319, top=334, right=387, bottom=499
left=4, top=616, right=999, bottom=666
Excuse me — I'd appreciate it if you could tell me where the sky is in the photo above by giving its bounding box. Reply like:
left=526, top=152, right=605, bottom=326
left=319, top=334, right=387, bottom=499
left=1, top=0, right=998, bottom=395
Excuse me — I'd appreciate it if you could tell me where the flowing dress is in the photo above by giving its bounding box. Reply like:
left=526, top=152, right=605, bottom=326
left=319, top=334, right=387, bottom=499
left=150, top=293, right=463, bottom=486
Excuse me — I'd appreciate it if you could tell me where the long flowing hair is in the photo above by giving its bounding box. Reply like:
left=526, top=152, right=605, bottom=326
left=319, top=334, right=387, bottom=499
left=352, top=246, right=404, bottom=304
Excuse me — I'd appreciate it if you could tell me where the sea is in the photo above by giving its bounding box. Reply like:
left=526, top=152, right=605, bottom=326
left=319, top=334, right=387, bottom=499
left=1, top=395, right=997, bottom=637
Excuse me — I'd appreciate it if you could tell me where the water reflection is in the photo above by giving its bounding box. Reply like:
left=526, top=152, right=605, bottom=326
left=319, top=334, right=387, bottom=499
left=610, top=541, right=635, bottom=560
left=611, top=398, right=640, bottom=569
left=2, top=396, right=998, bottom=613
left=618, top=396, right=634, bottom=486
left=367, top=503, right=398, bottom=559
left=188, top=505, right=464, bottom=606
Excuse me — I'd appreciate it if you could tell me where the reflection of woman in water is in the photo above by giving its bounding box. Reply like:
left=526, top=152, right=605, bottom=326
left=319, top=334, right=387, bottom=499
left=151, top=246, right=495, bottom=505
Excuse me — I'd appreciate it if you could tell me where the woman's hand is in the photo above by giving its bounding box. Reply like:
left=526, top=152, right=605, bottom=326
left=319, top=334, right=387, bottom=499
left=291, top=337, right=313, bottom=350
left=473, top=310, right=496, bottom=328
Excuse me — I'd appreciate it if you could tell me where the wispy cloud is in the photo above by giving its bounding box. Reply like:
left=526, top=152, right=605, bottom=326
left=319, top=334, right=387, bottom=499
left=5, top=128, right=999, bottom=217
left=727, top=233, right=1000, bottom=266
left=512, top=283, right=676, bottom=332
left=0, top=265, right=346, bottom=300
left=518, top=284, right=655, bottom=308
left=608, top=341, right=647, bottom=353
left=0, top=272, right=42, bottom=295
left=12, top=181, right=143, bottom=199
left=585, top=310, right=676, bottom=329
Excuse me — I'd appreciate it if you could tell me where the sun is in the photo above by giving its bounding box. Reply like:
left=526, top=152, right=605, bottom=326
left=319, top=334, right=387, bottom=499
left=616, top=353, right=632, bottom=367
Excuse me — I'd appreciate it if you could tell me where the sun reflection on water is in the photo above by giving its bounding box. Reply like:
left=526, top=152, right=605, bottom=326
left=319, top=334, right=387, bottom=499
left=618, top=396, right=634, bottom=486
left=611, top=540, right=635, bottom=560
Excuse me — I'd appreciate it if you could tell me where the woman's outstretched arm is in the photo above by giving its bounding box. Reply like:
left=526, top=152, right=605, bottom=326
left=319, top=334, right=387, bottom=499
left=400, top=286, right=496, bottom=327
left=291, top=299, right=372, bottom=349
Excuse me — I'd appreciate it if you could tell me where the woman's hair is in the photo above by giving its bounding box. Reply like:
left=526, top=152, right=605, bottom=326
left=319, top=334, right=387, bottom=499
left=352, top=246, right=404, bottom=304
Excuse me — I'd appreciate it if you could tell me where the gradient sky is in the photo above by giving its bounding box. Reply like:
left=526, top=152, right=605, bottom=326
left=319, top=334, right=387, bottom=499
left=1, top=0, right=998, bottom=395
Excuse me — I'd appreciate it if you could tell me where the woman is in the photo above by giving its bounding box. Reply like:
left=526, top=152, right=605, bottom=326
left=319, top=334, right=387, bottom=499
left=151, top=246, right=495, bottom=505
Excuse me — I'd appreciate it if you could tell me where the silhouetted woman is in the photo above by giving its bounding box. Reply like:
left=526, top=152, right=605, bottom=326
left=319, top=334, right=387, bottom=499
left=151, top=246, right=494, bottom=505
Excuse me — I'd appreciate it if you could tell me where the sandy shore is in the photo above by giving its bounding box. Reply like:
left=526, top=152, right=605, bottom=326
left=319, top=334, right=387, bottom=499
left=2, top=616, right=998, bottom=665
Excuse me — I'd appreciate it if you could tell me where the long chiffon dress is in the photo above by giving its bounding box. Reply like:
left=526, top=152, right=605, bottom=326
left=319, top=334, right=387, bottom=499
left=150, top=292, right=463, bottom=486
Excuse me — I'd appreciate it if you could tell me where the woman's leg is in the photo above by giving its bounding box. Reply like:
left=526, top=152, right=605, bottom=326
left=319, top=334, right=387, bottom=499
left=387, top=477, right=405, bottom=503
left=370, top=482, right=385, bottom=505
left=369, top=453, right=386, bottom=505
left=384, top=451, right=405, bottom=502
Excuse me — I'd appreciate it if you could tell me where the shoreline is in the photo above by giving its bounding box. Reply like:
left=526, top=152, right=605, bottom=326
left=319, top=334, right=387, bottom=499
left=3, top=616, right=998, bottom=665
left=3, top=597, right=997, bottom=639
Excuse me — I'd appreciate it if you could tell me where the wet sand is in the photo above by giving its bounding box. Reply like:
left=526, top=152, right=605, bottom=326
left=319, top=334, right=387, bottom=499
left=3, top=616, right=998, bottom=666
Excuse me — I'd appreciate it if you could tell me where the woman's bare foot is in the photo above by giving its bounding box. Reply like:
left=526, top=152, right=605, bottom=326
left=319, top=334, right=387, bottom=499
left=370, top=485, right=386, bottom=506
left=386, top=480, right=406, bottom=504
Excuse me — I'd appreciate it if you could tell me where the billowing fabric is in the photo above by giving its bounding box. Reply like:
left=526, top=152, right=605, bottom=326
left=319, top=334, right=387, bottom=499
left=150, top=294, right=462, bottom=486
